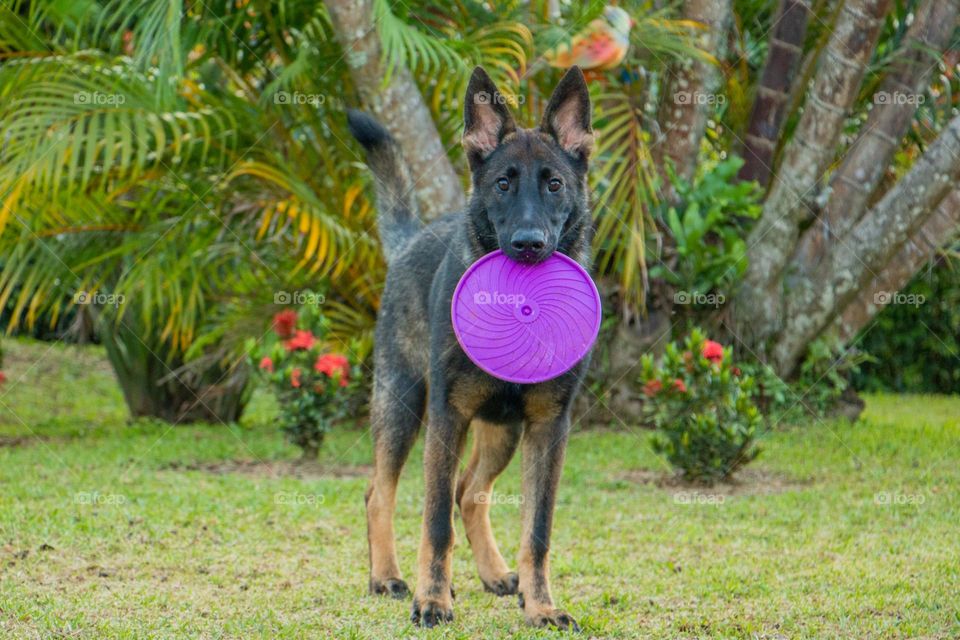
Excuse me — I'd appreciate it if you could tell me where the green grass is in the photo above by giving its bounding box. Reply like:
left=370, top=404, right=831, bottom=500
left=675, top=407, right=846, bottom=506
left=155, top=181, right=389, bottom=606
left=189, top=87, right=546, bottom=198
left=1, top=338, right=958, bottom=638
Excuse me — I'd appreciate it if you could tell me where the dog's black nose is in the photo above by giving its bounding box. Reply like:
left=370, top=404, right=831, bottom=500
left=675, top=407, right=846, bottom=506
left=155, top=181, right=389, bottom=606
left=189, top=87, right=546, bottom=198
left=510, top=229, right=546, bottom=253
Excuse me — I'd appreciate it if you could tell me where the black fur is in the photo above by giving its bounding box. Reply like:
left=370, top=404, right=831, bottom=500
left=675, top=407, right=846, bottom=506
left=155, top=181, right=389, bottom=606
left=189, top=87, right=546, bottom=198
left=351, top=66, right=593, bottom=631
left=346, top=108, right=422, bottom=265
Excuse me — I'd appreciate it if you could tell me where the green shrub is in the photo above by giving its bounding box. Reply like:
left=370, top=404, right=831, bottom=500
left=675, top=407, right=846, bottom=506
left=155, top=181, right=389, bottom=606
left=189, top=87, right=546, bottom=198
left=853, top=256, right=960, bottom=393
left=641, top=329, right=761, bottom=483
left=651, top=156, right=762, bottom=308
left=249, top=297, right=363, bottom=459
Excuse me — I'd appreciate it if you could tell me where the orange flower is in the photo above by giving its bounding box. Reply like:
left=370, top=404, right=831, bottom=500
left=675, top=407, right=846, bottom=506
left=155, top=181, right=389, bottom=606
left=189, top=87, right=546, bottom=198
left=258, top=356, right=274, bottom=373
left=290, top=368, right=302, bottom=388
left=284, top=330, right=316, bottom=351
left=272, top=309, right=298, bottom=339
left=315, top=353, right=350, bottom=386
left=702, top=340, right=724, bottom=363
left=643, top=379, right=663, bottom=397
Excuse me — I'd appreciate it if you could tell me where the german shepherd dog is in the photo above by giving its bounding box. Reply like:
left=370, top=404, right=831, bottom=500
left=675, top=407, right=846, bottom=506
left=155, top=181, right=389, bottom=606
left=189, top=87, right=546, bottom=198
left=346, top=65, right=593, bottom=630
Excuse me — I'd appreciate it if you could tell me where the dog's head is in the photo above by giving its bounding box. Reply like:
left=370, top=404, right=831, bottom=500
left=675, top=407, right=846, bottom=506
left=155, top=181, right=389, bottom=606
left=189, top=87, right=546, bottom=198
left=462, top=66, right=593, bottom=265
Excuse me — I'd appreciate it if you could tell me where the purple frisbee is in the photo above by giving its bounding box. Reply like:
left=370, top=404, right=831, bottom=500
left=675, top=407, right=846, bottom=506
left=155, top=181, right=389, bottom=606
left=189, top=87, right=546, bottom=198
left=451, top=250, right=602, bottom=384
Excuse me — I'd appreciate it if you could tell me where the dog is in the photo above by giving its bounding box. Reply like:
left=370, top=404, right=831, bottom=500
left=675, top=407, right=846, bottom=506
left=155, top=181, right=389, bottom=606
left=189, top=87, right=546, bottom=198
left=346, top=65, right=594, bottom=630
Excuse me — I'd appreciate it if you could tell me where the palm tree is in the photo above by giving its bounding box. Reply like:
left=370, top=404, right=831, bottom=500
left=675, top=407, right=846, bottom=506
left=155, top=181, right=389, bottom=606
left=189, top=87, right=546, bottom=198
left=0, top=0, right=383, bottom=420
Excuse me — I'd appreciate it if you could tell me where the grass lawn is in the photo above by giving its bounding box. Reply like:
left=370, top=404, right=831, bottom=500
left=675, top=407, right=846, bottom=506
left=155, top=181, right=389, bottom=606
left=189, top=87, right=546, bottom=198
left=1, top=338, right=958, bottom=639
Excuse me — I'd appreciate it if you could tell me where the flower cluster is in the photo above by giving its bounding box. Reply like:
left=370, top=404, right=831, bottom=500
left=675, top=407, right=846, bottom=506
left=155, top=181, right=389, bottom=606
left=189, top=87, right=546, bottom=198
left=251, top=304, right=357, bottom=458
left=641, top=329, right=760, bottom=483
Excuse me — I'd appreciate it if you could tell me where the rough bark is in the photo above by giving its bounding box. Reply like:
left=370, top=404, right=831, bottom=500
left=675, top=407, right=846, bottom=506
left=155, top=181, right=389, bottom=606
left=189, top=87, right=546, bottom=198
left=655, top=0, right=732, bottom=187
left=834, top=189, right=960, bottom=343
left=737, top=0, right=891, bottom=342
left=770, top=114, right=960, bottom=373
left=791, top=0, right=960, bottom=271
left=324, top=0, right=466, bottom=219
left=738, top=0, right=812, bottom=187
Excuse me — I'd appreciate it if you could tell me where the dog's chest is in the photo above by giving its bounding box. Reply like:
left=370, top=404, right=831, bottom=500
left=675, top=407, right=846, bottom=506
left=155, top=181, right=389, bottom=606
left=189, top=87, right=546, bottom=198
left=473, top=383, right=526, bottom=423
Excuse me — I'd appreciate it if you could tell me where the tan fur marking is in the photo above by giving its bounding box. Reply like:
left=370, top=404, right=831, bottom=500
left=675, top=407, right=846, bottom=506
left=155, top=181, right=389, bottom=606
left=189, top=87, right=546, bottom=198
left=367, top=440, right=403, bottom=585
left=523, top=387, right=563, bottom=423
left=448, top=376, right=493, bottom=418
left=457, top=420, right=518, bottom=589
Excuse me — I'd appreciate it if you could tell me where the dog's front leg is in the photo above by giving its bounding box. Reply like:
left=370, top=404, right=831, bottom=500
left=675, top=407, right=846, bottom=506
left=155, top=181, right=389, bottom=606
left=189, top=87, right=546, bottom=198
left=518, top=411, right=579, bottom=631
left=410, top=405, right=468, bottom=628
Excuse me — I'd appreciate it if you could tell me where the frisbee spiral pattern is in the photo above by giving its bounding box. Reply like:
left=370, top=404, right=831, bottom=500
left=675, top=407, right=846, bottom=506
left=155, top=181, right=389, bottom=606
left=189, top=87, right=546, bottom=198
left=451, top=250, right=601, bottom=384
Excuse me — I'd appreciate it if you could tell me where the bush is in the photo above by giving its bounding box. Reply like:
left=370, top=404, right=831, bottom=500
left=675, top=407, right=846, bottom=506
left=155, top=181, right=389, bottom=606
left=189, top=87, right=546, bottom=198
left=641, top=329, right=761, bottom=483
left=651, top=156, right=762, bottom=308
left=853, top=256, right=960, bottom=393
left=250, top=299, right=362, bottom=459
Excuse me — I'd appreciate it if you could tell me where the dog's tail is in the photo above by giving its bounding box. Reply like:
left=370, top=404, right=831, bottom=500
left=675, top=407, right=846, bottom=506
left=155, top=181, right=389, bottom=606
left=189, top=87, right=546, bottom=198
left=347, top=109, right=422, bottom=265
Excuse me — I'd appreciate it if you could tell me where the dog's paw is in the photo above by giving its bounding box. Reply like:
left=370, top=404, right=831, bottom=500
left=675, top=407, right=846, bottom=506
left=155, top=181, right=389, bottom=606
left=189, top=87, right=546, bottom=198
left=369, top=577, right=409, bottom=599
left=525, top=606, right=580, bottom=632
left=410, top=596, right=454, bottom=628
left=482, top=571, right=519, bottom=596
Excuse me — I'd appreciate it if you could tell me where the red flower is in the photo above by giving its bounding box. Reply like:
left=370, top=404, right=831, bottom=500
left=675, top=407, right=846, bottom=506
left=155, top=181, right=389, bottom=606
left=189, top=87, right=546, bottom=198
left=315, top=353, right=350, bottom=386
left=284, top=330, right=316, bottom=351
left=673, top=378, right=687, bottom=393
left=272, top=309, right=298, bottom=339
left=259, top=356, right=274, bottom=373
left=643, top=379, right=663, bottom=397
left=290, top=368, right=302, bottom=388
left=0, top=372, right=6, bottom=385
left=702, top=340, right=724, bottom=363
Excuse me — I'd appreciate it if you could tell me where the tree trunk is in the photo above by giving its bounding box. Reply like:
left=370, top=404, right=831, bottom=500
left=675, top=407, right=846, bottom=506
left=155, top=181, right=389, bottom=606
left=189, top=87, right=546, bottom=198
left=834, top=189, right=960, bottom=343
left=770, top=114, right=960, bottom=373
left=738, top=0, right=812, bottom=187
left=655, top=0, right=732, bottom=187
left=737, top=0, right=892, bottom=344
left=323, top=0, right=466, bottom=219
left=791, top=0, right=960, bottom=271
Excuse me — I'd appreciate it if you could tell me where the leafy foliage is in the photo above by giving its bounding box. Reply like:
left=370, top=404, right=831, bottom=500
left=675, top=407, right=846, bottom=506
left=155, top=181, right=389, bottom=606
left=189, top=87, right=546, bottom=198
left=796, top=337, right=873, bottom=417
left=651, top=156, right=762, bottom=305
left=0, top=0, right=709, bottom=421
left=250, top=302, right=362, bottom=458
left=854, top=256, right=960, bottom=393
left=641, top=329, right=761, bottom=483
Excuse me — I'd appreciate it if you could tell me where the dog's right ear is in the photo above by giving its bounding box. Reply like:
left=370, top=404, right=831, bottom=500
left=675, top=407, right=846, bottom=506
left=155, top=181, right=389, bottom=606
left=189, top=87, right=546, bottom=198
left=462, top=67, right=516, bottom=166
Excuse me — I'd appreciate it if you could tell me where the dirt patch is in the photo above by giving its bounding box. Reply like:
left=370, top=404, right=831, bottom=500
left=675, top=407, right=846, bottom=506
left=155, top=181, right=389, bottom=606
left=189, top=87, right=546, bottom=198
left=621, top=467, right=812, bottom=496
left=162, top=459, right=372, bottom=479
left=0, top=435, right=50, bottom=448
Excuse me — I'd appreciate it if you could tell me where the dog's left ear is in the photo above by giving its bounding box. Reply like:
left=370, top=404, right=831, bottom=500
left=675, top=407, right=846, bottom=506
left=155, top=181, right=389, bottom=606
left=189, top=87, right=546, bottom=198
left=540, top=66, right=594, bottom=160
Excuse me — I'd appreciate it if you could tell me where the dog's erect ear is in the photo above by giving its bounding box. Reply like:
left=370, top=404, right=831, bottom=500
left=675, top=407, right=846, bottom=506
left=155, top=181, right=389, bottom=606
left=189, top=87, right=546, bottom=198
left=540, top=66, right=593, bottom=159
left=462, top=66, right=516, bottom=163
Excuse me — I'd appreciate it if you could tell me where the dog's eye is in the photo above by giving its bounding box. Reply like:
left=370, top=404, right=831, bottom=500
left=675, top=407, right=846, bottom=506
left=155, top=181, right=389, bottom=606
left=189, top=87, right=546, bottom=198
left=496, top=177, right=510, bottom=192
left=547, top=178, right=563, bottom=193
